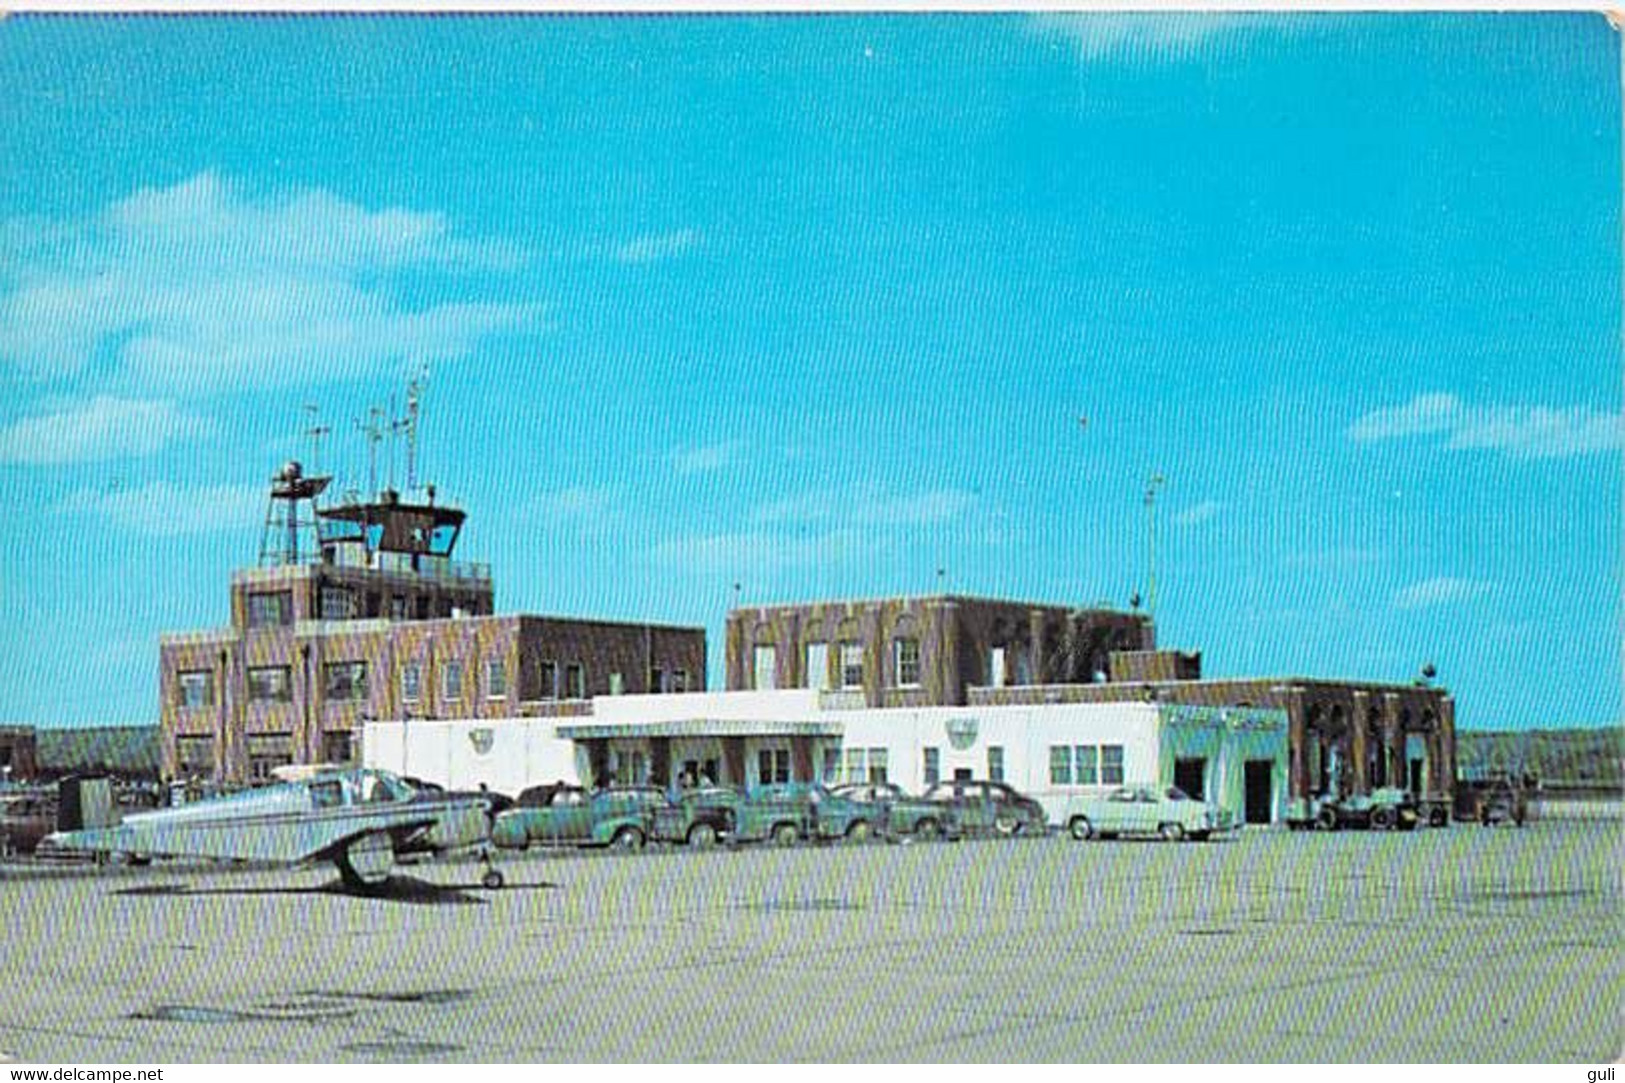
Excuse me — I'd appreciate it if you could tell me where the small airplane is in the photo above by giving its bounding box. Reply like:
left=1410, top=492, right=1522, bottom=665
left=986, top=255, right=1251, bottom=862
left=42, top=768, right=506, bottom=891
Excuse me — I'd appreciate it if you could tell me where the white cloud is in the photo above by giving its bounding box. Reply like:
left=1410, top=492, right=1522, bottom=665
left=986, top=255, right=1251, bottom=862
left=615, top=228, right=699, bottom=265
left=754, top=482, right=978, bottom=526
left=1350, top=393, right=1623, bottom=459
left=53, top=480, right=266, bottom=536
left=0, top=397, right=211, bottom=464
left=669, top=440, right=743, bottom=476
left=1172, top=499, right=1224, bottom=527
left=1029, top=12, right=1285, bottom=61
left=0, top=173, right=543, bottom=390
left=1393, top=577, right=1492, bottom=611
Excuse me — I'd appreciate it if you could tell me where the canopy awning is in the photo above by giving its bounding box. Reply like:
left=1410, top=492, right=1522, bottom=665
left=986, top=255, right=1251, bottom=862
left=556, top=718, right=843, bottom=740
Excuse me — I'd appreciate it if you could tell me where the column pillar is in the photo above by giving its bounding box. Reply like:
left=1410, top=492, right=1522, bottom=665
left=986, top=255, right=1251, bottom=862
left=1382, top=693, right=1403, bottom=791
left=1350, top=691, right=1370, bottom=795
left=1028, top=609, right=1046, bottom=685
left=1436, top=696, right=1456, bottom=797
left=1285, top=686, right=1307, bottom=801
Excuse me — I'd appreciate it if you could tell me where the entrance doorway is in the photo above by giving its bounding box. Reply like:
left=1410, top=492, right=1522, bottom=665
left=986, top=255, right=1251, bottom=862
left=1409, top=758, right=1424, bottom=795
left=1244, top=761, right=1274, bottom=825
left=1174, top=758, right=1206, bottom=801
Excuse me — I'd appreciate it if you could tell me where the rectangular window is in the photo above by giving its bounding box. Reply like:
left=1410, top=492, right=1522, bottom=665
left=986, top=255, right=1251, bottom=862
left=402, top=662, right=421, bottom=703
left=757, top=748, right=790, bottom=785
left=566, top=663, right=586, bottom=699
left=322, top=731, right=353, bottom=764
left=176, top=735, right=214, bottom=774
left=323, top=661, right=367, bottom=702
left=844, top=747, right=865, bottom=784
left=246, top=666, right=292, bottom=703
left=753, top=645, right=777, bottom=690
left=487, top=659, right=507, bottom=699
left=821, top=747, right=840, bottom=784
left=671, top=669, right=688, bottom=693
left=840, top=641, right=864, bottom=689
left=539, top=660, right=558, bottom=700
left=246, top=733, right=293, bottom=783
left=389, top=595, right=407, bottom=621
left=177, top=670, right=215, bottom=709
left=1100, top=744, right=1125, bottom=786
left=805, top=642, right=829, bottom=691
left=1050, top=745, right=1073, bottom=786
left=444, top=660, right=464, bottom=702
left=1075, top=745, right=1099, bottom=785
left=923, top=746, right=940, bottom=786
left=245, top=591, right=292, bottom=628
left=987, top=745, right=1005, bottom=782
left=893, top=638, right=921, bottom=688
left=650, top=667, right=664, bottom=693
left=609, top=671, right=624, bottom=696
left=320, top=585, right=354, bottom=621
left=867, top=747, right=888, bottom=784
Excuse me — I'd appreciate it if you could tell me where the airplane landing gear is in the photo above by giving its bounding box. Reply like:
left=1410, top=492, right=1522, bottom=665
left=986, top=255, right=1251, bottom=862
left=478, top=847, right=505, bottom=890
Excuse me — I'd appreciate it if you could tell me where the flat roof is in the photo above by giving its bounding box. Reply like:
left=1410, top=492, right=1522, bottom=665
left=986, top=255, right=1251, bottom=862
left=557, top=718, right=843, bottom=740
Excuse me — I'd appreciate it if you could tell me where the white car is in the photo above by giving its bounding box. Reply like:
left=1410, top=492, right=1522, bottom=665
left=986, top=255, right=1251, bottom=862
left=1062, top=785, right=1235, bottom=842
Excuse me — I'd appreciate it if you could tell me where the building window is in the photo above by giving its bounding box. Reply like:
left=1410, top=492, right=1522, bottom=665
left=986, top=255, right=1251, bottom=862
left=1075, top=745, right=1099, bottom=785
left=487, top=659, right=507, bottom=699
left=1100, top=744, right=1124, bottom=786
left=322, top=731, right=353, bottom=764
left=245, top=591, right=292, bottom=628
left=840, top=641, right=864, bottom=689
left=758, top=748, right=790, bottom=786
left=390, top=595, right=408, bottom=621
left=566, top=663, right=586, bottom=699
left=320, top=585, right=354, bottom=621
left=609, top=672, right=624, bottom=696
left=844, top=747, right=864, bottom=784
left=1050, top=745, right=1073, bottom=786
left=444, top=660, right=464, bottom=702
left=402, top=662, right=421, bottom=703
left=753, top=645, right=777, bottom=690
left=176, top=735, right=214, bottom=775
left=987, top=745, right=1005, bottom=782
left=246, top=666, right=292, bottom=703
left=540, top=660, right=558, bottom=700
left=923, top=746, right=940, bottom=786
left=650, top=667, right=664, bottom=693
left=821, top=747, right=840, bottom=784
left=671, top=669, right=688, bottom=693
left=177, top=670, right=215, bottom=709
left=246, top=733, right=293, bottom=783
left=893, top=638, right=921, bottom=688
left=867, top=747, right=888, bottom=784
left=323, top=661, right=367, bottom=702
left=805, top=642, right=829, bottom=691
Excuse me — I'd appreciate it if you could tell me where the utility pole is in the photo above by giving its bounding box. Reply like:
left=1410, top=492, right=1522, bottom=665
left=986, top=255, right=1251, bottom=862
left=1145, top=472, right=1165, bottom=620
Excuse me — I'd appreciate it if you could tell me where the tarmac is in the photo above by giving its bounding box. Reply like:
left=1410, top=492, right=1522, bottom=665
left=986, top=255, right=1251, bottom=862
left=1, top=817, right=1620, bottom=1063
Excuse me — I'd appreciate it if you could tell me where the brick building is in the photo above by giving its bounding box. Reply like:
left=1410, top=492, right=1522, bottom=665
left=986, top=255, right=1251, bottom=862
left=0, top=725, right=38, bottom=783
left=160, top=464, right=704, bottom=785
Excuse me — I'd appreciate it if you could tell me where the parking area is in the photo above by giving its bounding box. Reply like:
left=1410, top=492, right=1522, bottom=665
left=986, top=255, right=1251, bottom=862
left=2, top=819, right=1620, bottom=1062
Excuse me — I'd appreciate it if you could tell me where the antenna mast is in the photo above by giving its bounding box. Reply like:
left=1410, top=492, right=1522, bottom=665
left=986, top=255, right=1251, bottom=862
left=355, top=406, right=385, bottom=499
left=302, top=404, right=330, bottom=478
left=403, top=362, right=429, bottom=491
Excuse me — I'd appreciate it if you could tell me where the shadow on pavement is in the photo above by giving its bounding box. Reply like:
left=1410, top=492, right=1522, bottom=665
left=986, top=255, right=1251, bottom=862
left=111, top=875, right=559, bottom=906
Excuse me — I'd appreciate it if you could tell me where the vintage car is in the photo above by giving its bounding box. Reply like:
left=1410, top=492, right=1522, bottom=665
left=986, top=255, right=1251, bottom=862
left=0, top=790, right=55, bottom=856
left=920, top=779, right=1047, bottom=837
left=831, top=781, right=957, bottom=840
left=490, top=784, right=665, bottom=851
left=1062, top=785, right=1234, bottom=842
left=651, top=785, right=744, bottom=847
left=1455, top=777, right=1528, bottom=827
left=733, top=783, right=877, bottom=845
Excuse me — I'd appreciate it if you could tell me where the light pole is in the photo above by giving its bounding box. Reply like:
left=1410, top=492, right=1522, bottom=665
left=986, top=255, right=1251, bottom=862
left=1144, top=473, right=1165, bottom=620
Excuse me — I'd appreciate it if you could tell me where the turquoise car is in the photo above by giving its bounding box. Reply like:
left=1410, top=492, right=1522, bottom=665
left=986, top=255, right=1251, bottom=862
left=735, top=783, right=878, bottom=845
left=1062, top=785, right=1234, bottom=842
left=650, top=785, right=744, bottom=847
left=921, top=779, right=1047, bottom=837
left=491, top=785, right=665, bottom=851
left=831, top=782, right=957, bottom=840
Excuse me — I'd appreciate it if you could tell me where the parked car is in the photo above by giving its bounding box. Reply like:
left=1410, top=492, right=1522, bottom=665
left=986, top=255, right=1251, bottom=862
left=920, top=779, right=1047, bottom=837
left=831, top=781, right=956, bottom=840
left=1456, top=778, right=1528, bottom=827
left=0, top=790, right=55, bottom=856
left=733, top=783, right=877, bottom=845
left=1062, top=785, right=1234, bottom=842
left=651, top=785, right=744, bottom=847
left=491, top=785, right=665, bottom=851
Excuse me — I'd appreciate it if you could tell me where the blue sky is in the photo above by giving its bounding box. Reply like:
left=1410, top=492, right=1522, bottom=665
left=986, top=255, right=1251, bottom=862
left=0, top=13, right=1618, bottom=730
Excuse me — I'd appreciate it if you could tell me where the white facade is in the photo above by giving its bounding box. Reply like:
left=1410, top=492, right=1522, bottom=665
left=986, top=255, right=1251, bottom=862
left=363, top=690, right=1289, bottom=824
